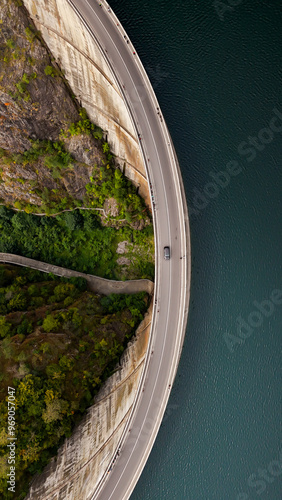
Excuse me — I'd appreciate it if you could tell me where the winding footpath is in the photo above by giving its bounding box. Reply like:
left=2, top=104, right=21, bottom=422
left=62, top=1, right=191, bottom=499
left=0, top=253, right=154, bottom=295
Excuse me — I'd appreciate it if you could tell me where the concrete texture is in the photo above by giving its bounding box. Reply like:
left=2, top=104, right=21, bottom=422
left=22, top=0, right=150, bottom=205
left=25, top=302, right=152, bottom=500
left=0, top=253, right=154, bottom=295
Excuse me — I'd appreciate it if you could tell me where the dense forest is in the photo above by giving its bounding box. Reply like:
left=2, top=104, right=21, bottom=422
left=0, top=264, right=149, bottom=499
left=0, top=205, right=154, bottom=280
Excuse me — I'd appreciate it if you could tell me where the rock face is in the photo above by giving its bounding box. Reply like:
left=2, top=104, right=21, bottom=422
left=25, top=302, right=152, bottom=500
left=0, top=0, right=150, bottom=210
left=0, top=0, right=98, bottom=206
left=0, top=0, right=80, bottom=152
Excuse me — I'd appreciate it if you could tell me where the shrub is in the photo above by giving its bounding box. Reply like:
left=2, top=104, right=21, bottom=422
left=16, top=82, right=27, bottom=94
left=102, top=142, right=110, bottom=153
left=44, top=65, right=56, bottom=77
left=6, top=39, right=15, bottom=49
left=21, top=73, right=30, bottom=84
left=125, top=211, right=133, bottom=223
left=25, top=27, right=35, bottom=43
left=17, top=318, right=33, bottom=336
left=94, top=128, right=103, bottom=140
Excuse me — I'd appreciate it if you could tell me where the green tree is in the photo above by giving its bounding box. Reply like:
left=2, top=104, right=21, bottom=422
left=17, top=318, right=33, bottom=336
left=42, top=314, right=60, bottom=333
left=0, top=316, right=11, bottom=338
left=53, top=283, right=75, bottom=301
left=11, top=211, right=40, bottom=230
left=0, top=206, right=12, bottom=221
left=42, top=398, right=68, bottom=423
left=46, top=363, right=63, bottom=379
left=30, top=296, right=44, bottom=307
left=8, top=291, right=27, bottom=311
left=64, top=211, right=83, bottom=231
left=27, top=284, right=38, bottom=296
left=83, top=211, right=100, bottom=232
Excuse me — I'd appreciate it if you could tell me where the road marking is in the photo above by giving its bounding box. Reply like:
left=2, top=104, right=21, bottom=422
left=76, top=3, right=174, bottom=499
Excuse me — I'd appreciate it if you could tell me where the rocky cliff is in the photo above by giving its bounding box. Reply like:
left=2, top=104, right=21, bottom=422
left=0, top=0, right=150, bottom=223
left=0, top=0, right=105, bottom=209
left=0, top=0, right=80, bottom=152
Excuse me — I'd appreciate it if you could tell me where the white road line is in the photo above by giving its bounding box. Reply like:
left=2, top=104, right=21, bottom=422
left=62, top=2, right=189, bottom=499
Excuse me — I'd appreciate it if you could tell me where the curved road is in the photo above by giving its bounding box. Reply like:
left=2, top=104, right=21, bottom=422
left=65, top=1, right=191, bottom=499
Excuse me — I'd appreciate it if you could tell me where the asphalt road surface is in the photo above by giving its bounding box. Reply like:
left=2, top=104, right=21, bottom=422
left=67, top=1, right=190, bottom=499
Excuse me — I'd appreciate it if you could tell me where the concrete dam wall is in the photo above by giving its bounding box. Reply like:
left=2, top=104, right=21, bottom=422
left=25, top=303, right=152, bottom=500
left=22, top=0, right=150, bottom=204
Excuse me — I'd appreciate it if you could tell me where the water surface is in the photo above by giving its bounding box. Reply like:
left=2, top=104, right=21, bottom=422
left=108, top=1, right=282, bottom=498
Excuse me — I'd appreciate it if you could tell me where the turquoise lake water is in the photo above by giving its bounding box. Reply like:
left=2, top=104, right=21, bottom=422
left=108, top=1, right=282, bottom=498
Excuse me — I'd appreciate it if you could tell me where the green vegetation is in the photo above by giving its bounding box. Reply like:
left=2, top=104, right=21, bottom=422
left=62, top=108, right=104, bottom=139
left=7, top=70, right=38, bottom=101
left=0, top=206, right=154, bottom=280
left=0, top=264, right=149, bottom=499
left=6, top=39, right=15, bottom=50
left=2, top=36, right=23, bottom=65
left=0, top=125, right=148, bottom=223
left=44, top=65, right=57, bottom=77
left=8, top=139, right=73, bottom=171
left=14, top=72, right=30, bottom=100
left=24, top=26, right=36, bottom=44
